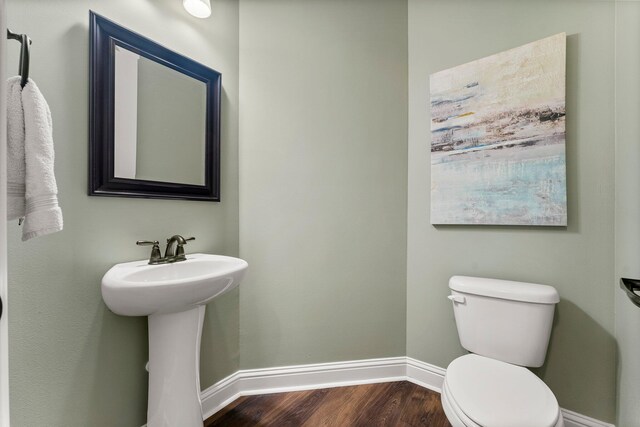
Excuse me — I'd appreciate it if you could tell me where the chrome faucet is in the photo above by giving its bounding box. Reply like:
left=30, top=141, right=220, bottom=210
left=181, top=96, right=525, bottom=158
left=164, top=235, right=195, bottom=262
left=137, top=235, right=195, bottom=264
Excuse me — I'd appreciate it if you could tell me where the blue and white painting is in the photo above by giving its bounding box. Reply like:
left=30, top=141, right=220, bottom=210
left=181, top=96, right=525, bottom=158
left=430, top=33, right=567, bottom=226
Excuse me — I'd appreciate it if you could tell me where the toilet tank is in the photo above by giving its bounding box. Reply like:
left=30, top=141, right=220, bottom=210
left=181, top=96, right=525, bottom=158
left=449, top=276, right=559, bottom=368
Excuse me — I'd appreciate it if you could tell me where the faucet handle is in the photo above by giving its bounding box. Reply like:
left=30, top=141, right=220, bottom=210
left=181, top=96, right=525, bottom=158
left=136, top=240, right=162, bottom=264
left=165, top=236, right=195, bottom=244
left=136, top=240, right=159, bottom=246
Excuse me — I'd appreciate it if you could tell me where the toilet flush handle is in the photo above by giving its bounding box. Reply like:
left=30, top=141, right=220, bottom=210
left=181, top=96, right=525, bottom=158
left=447, top=294, right=466, bottom=304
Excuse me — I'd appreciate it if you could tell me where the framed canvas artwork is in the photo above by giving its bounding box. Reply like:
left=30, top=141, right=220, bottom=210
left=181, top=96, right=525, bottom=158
left=430, top=33, right=567, bottom=226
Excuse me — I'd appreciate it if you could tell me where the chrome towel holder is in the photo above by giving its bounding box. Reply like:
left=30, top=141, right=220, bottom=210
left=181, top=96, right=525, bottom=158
left=6, top=28, right=32, bottom=88
left=620, top=278, right=640, bottom=308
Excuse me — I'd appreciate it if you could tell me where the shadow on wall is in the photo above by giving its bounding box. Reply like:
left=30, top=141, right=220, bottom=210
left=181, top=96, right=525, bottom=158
left=200, top=288, right=241, bottom=385
left=564, top=33, right=580, bottom=234
left=532, top=299, right=616, bottom=422
left=64, top=305, right=148, bottom=426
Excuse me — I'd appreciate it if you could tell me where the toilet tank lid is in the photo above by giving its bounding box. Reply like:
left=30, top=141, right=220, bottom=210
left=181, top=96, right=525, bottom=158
left=449, top=276, right=560, bottom=304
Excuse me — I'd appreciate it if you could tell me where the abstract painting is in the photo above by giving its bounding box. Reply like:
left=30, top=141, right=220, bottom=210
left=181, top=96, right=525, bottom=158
left=430, top=33, right=567, bottom=226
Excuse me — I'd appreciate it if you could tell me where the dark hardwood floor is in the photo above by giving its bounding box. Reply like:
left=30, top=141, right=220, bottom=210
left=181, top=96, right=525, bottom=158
left=205, top=381, right=452, bottom=427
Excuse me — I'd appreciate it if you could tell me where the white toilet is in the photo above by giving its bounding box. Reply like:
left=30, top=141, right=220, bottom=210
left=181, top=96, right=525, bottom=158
left=442, top=276, right=564, bottom=427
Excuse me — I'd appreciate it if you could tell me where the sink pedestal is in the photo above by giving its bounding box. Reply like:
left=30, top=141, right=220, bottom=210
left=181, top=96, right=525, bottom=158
left=147, top=305, right=206, bottom=427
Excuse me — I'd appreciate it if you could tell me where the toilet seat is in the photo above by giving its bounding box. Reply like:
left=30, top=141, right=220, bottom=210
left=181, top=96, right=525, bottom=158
left=442, top=354, right=562, bottom=427
left=442, top=379, right=482, bottom=427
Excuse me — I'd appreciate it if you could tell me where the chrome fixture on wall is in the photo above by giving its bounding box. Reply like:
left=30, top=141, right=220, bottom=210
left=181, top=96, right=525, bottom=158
left=620, top=278, right=640, bottom=308
left=6, top=29, right=31, bottom=88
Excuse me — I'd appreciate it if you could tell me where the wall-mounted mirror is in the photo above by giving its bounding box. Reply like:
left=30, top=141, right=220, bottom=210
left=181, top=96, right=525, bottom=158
left=89, top=12, right=221, bottom=201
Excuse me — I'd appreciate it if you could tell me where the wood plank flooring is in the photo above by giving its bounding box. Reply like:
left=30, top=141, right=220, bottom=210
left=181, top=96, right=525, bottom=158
left=205, top=381, right=452, bottom=427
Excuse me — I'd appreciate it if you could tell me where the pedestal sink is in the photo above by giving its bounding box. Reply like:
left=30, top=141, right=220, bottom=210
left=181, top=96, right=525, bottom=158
left=101, top=253, right=248, bottom=427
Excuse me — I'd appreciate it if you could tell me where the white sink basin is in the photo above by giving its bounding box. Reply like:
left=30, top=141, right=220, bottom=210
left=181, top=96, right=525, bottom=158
left=102, top=253, right=248, bottom=316
left=101, top=253, right=248, bottom=427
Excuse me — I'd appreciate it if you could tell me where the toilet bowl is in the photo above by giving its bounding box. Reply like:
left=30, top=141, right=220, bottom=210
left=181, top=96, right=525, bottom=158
left=441, top=354, right=564, bottom=427
left=444, top=276, right=563, bottom=427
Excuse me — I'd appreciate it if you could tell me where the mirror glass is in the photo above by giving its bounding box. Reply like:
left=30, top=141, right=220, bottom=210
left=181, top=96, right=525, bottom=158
left=113, top=46, right=207, bottom=185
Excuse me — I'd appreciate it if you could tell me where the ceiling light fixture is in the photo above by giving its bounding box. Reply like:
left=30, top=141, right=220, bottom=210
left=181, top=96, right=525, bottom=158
left=183, top=0, right=211, bottom=18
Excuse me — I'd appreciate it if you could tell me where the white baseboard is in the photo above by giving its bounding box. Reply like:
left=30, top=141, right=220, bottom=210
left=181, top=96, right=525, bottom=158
left=560, top=408, right=615, bottom=427
left=405, top=356, right=446, bottom=392
left=196, top=356, right=613, bottom=427
left=201, top=356, right=407, bottom=418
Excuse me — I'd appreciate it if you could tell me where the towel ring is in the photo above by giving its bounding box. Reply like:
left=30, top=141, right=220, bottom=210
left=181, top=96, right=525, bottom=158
left=7, top=29, right=32, bottom=88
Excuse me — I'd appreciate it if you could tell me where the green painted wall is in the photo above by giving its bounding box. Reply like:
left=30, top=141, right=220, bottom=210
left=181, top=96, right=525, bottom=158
left=238, top=0, right=408, bottom=369
left=407, top=0, right=617, bottom=422
left=614, top=2, right=640, bottom=426
left=6, top=0, right=239, bottom=425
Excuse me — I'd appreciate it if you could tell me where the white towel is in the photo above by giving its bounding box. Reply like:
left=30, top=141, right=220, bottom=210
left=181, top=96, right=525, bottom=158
left=7, top=77, right=25, bottom=219
left=6, top=77, right=63, bottom=241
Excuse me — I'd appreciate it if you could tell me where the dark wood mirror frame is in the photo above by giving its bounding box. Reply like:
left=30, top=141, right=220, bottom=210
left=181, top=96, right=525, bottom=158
left=89, top=11, right=221, bottom=201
